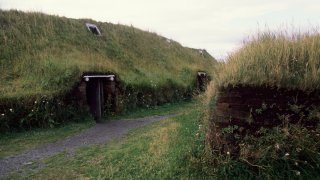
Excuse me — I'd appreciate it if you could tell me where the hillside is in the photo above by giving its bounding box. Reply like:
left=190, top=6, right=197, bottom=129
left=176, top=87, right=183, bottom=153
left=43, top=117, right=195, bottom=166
left=0, top=10, right=216, bottom=99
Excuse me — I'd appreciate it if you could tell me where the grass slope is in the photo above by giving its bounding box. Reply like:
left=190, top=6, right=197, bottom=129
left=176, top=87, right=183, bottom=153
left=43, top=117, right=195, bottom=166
left=0, top=10, right=216, bottom=99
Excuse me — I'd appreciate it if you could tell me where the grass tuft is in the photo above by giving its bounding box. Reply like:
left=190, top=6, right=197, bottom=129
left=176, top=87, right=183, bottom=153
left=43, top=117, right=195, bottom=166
left=218, top=29, right=320, bottom=90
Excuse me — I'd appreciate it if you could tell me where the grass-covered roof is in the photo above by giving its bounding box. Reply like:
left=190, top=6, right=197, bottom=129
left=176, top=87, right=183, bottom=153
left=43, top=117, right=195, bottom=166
left=0, top=10, right=216, bottom=98
left=218, top=30, right=320, bottom=90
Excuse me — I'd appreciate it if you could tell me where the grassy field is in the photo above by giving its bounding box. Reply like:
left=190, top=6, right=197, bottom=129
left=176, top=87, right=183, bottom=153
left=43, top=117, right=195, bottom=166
left=0, top=100, right=196, bottom=159
left=0, top=10, right=216, bottom=99
left=6, top=100, right=211, bottom=179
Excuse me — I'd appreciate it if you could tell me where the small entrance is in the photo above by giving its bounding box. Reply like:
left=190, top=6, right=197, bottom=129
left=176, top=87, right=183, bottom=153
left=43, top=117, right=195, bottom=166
left=83, top=74, right=115, bottom=121
left=197, top=71, right=208, bottom=91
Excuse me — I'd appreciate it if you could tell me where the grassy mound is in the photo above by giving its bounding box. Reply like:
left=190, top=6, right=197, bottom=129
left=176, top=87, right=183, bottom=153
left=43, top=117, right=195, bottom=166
left=0, top=10, right=216, bottom=130
left=0, top=10, right=216, bottom=99
left=204, top=30, right=320, bottom=179
left=218, top=31, right=320, bottom=91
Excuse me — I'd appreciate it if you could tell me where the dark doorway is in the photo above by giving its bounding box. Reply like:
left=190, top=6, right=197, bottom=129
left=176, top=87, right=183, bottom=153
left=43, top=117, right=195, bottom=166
left=197, top=71, right=208, bottom=91
left=83, top=74, right=115, bottom=121
left=86, top=78, right=104, bottom=121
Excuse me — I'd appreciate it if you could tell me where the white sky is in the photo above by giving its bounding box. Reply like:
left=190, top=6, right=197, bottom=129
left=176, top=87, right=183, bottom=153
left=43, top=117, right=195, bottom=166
left=1, top=0, right=320, bottom=60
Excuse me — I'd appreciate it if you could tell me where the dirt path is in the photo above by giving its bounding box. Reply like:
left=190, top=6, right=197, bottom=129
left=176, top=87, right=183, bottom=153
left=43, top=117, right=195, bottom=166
left=0, top=114, right=177, bottom=177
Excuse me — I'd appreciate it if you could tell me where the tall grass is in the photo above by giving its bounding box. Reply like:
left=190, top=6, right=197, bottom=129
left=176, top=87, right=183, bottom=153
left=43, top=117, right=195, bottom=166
left=218, top=30, right=320, bottom=90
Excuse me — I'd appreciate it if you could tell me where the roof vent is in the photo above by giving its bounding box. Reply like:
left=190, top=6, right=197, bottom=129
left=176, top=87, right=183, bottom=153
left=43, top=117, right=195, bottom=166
left=85, top=23, right=101, bottom=35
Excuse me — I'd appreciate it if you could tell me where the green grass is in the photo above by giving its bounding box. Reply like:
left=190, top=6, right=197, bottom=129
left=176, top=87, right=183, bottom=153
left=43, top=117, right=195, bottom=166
left=109, top=99, right=195, bottom=120
left=0, top=100, right=196, bottom=159
left=7, top=101, right=210, bottom=179
left=0, top=10, right=216, bottom=99
left=218, top=30, right=320, bottom=90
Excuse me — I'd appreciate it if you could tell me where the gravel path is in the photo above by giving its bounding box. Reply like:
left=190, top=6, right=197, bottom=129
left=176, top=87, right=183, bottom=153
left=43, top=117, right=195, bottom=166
left=0, top=114, right=177, bottom=177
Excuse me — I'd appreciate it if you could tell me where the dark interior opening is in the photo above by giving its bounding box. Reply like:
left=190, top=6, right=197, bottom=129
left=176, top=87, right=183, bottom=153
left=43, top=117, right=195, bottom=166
left=197, top=72, right=207, bottom=91
left=83, top=73, right=117, bottom=121
left=89, top=26, right=100, bottom=35
left=86, top=78, right=104, bottom=121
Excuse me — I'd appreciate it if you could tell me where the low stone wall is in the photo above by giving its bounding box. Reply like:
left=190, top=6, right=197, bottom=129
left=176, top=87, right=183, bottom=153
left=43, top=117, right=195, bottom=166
left=208, top=85, right=320, bottom=156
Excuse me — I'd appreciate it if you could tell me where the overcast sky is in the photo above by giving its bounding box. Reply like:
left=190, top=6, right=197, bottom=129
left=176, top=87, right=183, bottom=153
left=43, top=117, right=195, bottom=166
left=1, top=0, right=319, bottom=60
